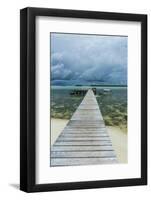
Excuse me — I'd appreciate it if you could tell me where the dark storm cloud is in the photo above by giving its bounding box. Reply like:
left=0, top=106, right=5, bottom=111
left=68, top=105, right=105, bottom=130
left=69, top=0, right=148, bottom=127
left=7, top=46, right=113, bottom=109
left=51, top=33, right=127, bottom=85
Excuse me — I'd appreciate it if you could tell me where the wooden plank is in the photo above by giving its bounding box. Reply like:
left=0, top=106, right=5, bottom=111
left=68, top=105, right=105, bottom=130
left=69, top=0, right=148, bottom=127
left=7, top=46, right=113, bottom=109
left=50, top=89, right=118, bottom=166
left=62, top=128, right=107, bottom=133
left=54, top=141, right=112, bottom=146
left=51, top=151, right=116, bottom=158
left=61, top=133, right=108, bottom=136
left=60, top=132, right=108, bottom=135
left=59, top=134, right=109, bottom=137
left=57, top=137, right=111, bottom=141
left=71, top=117, right=101, bottom=119
left=51, top=157, right=118, bottom=166
left=67, top=120, right=105, bottom=124
left=63, top=127, right=107, bottom=132
left=51, top=145, right=113, bottom=151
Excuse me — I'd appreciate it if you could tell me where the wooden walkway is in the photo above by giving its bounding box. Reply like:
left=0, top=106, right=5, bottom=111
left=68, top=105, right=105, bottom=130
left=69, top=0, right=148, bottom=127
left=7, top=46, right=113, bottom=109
left=50, top=89, right=118, bottom=166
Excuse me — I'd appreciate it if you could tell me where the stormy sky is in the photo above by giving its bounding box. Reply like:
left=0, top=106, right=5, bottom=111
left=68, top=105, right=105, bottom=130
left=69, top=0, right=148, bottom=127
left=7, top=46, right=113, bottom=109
left=50, top=33, right=127, bottom=85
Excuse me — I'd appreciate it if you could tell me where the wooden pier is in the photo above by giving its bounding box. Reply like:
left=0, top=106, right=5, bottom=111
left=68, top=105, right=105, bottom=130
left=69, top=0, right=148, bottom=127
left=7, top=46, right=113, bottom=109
left=50, top=89, right=118, bottom=166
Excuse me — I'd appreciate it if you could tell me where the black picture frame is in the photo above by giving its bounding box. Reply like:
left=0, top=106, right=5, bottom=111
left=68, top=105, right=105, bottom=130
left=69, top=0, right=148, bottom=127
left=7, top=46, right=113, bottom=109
left=20, top=7, right=147, bottom=192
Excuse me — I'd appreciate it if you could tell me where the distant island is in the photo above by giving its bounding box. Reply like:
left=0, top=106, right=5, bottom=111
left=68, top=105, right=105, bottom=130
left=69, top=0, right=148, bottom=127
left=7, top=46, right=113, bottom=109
left=75, top=84, right=127, bottom=87
left=51, top=80, right=127, bottom=87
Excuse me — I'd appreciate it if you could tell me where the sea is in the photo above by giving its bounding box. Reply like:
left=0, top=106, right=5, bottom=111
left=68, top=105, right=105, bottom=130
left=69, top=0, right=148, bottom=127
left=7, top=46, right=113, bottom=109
left=51, top=86, right=127, bottom=127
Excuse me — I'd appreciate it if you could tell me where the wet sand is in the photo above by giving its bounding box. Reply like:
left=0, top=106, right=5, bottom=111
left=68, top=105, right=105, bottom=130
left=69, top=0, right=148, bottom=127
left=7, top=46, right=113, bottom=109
left=51, top=118, right=127, bottom=163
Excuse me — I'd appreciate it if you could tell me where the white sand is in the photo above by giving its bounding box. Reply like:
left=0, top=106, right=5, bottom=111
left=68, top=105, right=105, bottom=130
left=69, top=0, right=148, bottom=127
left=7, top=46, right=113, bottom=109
left=51, top=118, right=127, bottom=163
left=51, top=118, right=69, bottom=146
left=107, top=126, right=127, bottom=163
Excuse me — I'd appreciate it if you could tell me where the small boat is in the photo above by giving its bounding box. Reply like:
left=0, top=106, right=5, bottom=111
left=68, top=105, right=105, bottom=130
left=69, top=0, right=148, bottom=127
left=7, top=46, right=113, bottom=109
left=99, top=89, right=111, bottom=95
left=103, top=89, right=111, bottom=92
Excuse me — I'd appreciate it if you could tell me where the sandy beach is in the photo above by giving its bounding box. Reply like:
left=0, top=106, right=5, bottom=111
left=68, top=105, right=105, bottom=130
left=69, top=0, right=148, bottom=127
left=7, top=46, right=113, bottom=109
left=107, top=126, right=127, bottom=163
left=51, top=118, right=69, bottom=146
left=51, top=118, right=127, bottom=163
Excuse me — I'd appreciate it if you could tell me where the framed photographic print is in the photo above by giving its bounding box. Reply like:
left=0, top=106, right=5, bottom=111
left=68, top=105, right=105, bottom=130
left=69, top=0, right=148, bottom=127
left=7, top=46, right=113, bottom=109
left=20, top=7, right=147, bottom=192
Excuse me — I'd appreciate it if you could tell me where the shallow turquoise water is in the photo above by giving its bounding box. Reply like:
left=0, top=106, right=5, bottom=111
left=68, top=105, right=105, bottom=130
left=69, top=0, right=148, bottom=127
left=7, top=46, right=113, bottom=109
left=51, top=86, right=127, bottom=127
